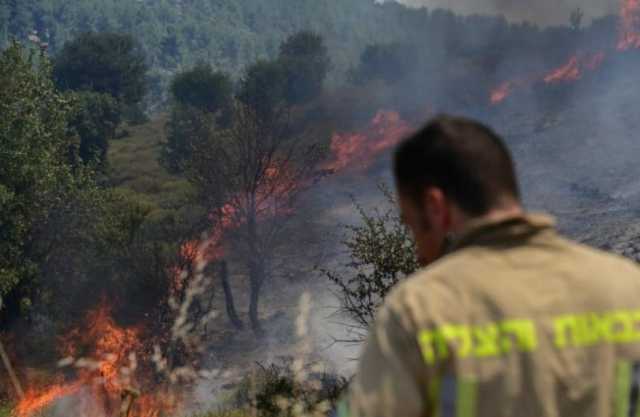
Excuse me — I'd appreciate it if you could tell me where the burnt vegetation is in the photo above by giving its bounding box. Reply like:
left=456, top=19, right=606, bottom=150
left=2, top=0, right=640, bottom=415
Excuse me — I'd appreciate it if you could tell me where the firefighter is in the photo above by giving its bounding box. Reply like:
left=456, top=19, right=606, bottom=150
left=339, top=115, right=640, bottom=417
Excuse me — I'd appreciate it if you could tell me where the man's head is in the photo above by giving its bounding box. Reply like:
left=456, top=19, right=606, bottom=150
left=393, top=115, right=522, bottom=266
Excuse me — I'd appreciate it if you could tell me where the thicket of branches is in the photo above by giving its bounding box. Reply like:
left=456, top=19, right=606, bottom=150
left=325, top=187, right=419, bottom=343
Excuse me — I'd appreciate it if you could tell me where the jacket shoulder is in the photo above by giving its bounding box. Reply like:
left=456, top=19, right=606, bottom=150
left=383, top=262, right=466, bottom=328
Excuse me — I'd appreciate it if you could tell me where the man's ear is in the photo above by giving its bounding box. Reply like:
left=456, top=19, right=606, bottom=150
left=422, top=187, right=451, bottom=230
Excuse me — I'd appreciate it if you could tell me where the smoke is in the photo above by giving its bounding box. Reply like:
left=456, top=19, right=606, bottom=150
left=10, top=1, right=640, bottom=415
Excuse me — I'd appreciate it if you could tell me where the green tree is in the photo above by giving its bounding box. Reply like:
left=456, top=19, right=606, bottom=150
left=0, top=42, right=100, bottom=304
left=68, top=91, right=121, bottom=167
left=170, top=62, right=233, bottom=125
left=161, top=63, right=234, bottom=174
left=161, top=103, right=217, bottom=174
left=53, top=32, right=147, bottom=106
left=237, top=59, right=287, bottom=124
left=278, top=31, right=331, bottom=105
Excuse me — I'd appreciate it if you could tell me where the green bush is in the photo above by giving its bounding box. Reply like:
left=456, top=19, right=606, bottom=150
left=325, top=186, right=418, bottom=341
left=233, top=361, right=347, bottom=417
left=0, top=403, right=12, bottom=417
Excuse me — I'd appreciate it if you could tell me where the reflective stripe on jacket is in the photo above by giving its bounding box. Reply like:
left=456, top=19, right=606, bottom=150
left=344, top=214, right=640, bottom=417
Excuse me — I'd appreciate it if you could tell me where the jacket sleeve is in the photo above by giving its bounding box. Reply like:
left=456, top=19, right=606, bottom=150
left=339, top=303, right=430, bottom=417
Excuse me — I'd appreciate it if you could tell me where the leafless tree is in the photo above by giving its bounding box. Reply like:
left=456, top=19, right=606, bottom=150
left=187, top=101, right=323, bottom=335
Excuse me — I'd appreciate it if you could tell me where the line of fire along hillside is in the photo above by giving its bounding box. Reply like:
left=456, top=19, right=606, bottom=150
left=491, top=0, right=640, bottom=105
left=6, top=2, right=640, bottom=415
left=6, top=110, right=414, bottom=417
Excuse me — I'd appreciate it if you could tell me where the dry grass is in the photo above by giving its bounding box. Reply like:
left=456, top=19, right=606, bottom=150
left=108, top=113, right=195, bottom=209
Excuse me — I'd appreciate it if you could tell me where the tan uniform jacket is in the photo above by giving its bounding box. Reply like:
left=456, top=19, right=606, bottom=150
left=340, top=215, right=640, bottom=417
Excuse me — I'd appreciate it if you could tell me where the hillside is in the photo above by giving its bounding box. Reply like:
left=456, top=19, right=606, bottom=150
left=1, top=0, right=414, bottom=88
left=1, top=0, right=604, bottom=109
left=4, top=0, right=640, bottom=415
left=109, top=114, right=193, bottom=209
left=97, top=52, right=640, bottom=411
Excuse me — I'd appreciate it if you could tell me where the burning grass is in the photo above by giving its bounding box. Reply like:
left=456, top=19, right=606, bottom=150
left=489, top=0, right=640, bottom=105
left=6, top=290, right=346, bottom=417
left=4, top=101, right=416, bottom=417
left=13, top=301, right=181, bottom=417
left=324, top=110, right=413, bottom=172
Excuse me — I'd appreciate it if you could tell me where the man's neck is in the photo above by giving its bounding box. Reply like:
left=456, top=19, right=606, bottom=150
left=450, top=203, right=524, bottom=235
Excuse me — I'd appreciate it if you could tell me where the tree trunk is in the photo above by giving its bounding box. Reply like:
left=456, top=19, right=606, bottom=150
left=248, top=266, right=264, bottom=336
left=219, top=260, right=243, bottom=330
left=247, top=210, right=264, bottom=336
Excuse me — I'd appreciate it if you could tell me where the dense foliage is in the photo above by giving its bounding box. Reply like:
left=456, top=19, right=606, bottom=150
left=278, top=31, right=331, bottom=105
left=0, top=42, right=89, bottom=300
left=237, top=60, right=289, bottom=124
left=162, top=103, right=217, bottom=174
left=0, top=42, right=201, bottom=368
left=170, top=63, right=233, bottom=119
left=161, top=62, right=233, bottom=173
left=53, top=32, right=147, bottom=105
left=69, top=91, right=121, bottom=166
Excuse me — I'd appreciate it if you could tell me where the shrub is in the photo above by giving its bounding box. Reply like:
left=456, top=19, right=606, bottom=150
left=233, top=361, right=348, bottom=417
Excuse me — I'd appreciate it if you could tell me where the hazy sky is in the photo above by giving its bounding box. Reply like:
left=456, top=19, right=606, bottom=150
left=394, top=0, right=620, bottom=26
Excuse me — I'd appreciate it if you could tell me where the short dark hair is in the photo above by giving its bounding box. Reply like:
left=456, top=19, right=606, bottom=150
left=393, top=115, right=520, bottom=216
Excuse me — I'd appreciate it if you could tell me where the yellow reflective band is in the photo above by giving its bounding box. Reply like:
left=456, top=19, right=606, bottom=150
left=473, top=323, right=500, bottom=357
left=554, top=310, right=640, bottom=348
left=456, top=377, right=477, bottom=417
left=615, top=361, right=632, bottom=417
left=418, top=308, right=640, bottom=365
left=418, top=319, right=537, bottom=364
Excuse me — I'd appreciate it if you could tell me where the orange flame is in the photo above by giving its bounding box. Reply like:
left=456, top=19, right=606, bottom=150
left=489, top=51, right=607, bottom=104
left=544, top=56, right=581, bottom=83
left=324, top=110, right=413, bottom=172
left=585, top=52, right=607, bottom=70
left=490, top=81, right=514, bottom=104
left=488, top=0, right=640, bottom=104
left=172, top=111, right=413, bottom=289
left=15, top=302, right=176, bottom=417
left=171, top=162, right=300, bottom=291
left=15, top=382, right=82, bottom=417
left=489, top=78, right=531, bottom=104
left=619, top=0, right=640, bottom=50
left=543, top=52, right=606, bottom=84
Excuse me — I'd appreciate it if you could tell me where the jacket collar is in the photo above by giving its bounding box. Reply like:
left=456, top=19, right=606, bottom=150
left=448, top=213, right=556, bottom=252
